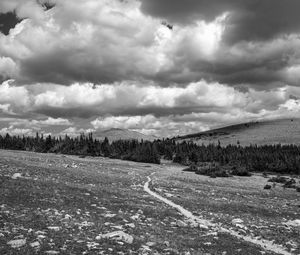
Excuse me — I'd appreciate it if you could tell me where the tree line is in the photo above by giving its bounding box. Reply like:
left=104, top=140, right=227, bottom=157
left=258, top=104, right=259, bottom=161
left=0, top=132, right=299, bottom=174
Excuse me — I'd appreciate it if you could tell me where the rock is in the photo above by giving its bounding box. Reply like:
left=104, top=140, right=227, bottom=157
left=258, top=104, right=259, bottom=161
left=176, top=220, right=188, bottom=227
left=285, top=219, right=300, bottom=227
left=45, top=251, right=60, bottom=254
left=198, top=224, right=209, bottom=230
left=165, top=193, right=174, bottom=197
left=112, top=225, right=123, bottom=230
left=96, top=231, right=134, bottom=244
left=125, top=223, right=135, bottom=228
left=86, top=242, right=99, bottom=249
left=102, top=213, right=116, bottom=218
left=11, top=173, right=22, bottom=179
left=163, top=241, right=170, bottom=247
left=7, top=239, right=26, bottom=248
left=30, top=241, right=40, bottom=249
left=130, top=214, right=139, bottom=220
left=232, top=218, right=244, bottom=225
left=47, top=226, right=60, bottom=231
left=146, top=241, right=156, bottom=246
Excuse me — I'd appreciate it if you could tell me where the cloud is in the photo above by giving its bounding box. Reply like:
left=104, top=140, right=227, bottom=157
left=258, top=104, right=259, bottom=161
left=0, top=126, right=33, bottom=136
left=140, top=0, right=300, bottom=43
left=0, top=80, right=30, bottom=114
left=0, top=57, right=18, bottom=80
left=1, top=0, right=300, bottom=88
left=10, top=117, right=72, bottom=127
left=1, top=0, right=300, bottom=137
left=31, top=80, right=249, bottom=118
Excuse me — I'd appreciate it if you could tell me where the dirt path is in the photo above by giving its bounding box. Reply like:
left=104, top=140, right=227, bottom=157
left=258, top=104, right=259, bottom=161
left=143, top=174, right=293, bottom=255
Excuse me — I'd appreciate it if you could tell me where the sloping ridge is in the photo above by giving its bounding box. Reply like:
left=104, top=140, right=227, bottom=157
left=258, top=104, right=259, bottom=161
left=94, top=128, right=156, bottom=141
left=176, top=118, right=300, bottom=146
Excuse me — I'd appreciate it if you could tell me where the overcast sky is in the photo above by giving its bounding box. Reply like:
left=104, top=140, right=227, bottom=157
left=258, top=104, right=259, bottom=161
left=0, top=0, right=300, bottom=137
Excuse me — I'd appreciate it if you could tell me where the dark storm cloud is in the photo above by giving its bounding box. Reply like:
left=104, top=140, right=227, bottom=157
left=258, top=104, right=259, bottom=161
left=140, top=0, right=300, bottom=43
left=0, top=12, right=22, bottom=35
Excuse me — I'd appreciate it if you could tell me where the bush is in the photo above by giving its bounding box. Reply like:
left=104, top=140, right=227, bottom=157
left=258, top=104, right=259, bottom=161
left=182, top=163, right=198, bottom=172
left=283, top=179, right=296, bottom=189
left=196, top=163, right=230, bottom=177
left=230, top=166, right=252, bottom=177
left=264, top=184, right=272, bottom=189
left=267, top=176, right=288, bottom=184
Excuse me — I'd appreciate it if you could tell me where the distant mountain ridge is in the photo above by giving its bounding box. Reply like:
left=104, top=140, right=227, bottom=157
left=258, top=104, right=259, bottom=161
left=176, top=118, right=300, bottom=146
left=94, top=128, right=157, bottom=141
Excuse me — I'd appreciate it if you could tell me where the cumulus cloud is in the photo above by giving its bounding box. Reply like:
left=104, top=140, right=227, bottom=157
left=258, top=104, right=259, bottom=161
left=1, top=0, right=300, bottom=136
left=31, top=80, right=249, bottom=118
left=0, top=80, right=30, bottom=115
left=0, top=57, right=18, bottom=80
left=0, top=126, right=33, bottom=136
left=1, top=0, right=300, bottom=88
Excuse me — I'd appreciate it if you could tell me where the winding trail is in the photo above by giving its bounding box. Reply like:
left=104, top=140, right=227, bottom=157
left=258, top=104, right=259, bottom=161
left=143, top=174, right=293, bottom=255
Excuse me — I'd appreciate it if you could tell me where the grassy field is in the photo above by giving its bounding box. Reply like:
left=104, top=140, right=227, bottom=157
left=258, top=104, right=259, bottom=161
left=0, top=150, right=299, bottom=254
left=177, top=118, right=300, bottom=146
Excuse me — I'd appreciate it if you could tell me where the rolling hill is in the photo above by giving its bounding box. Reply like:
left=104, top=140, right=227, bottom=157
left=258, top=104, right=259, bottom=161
left=93, top=128, right=157, bottom=141
left=176, top=118, right=300, bottom=146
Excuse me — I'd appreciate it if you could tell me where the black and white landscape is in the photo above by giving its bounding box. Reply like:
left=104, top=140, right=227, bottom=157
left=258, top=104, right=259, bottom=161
left=0, top=0, right=300, bottom=254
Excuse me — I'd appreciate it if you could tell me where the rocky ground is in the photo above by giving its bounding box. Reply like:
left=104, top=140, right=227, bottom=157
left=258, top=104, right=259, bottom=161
left=0, top=149, right=299, bottom=254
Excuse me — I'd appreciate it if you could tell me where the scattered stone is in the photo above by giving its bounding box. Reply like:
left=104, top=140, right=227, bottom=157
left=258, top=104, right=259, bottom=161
left=102, top=213, right=116, bottom=218
left=125, top=223, right=135, bottom=228
left=86, top=242, right=100, bottom=249
left=232, top=218, right=244, bottom=225
left=198, top=224, right=209, bottom=230
left=112, top=225, right=123, bottom=230
left=47, top=226, right=60, bottom=231
left=163, top=241, right=170, bottom=247
left=176, top=220, right=188, bottom=227
left=165, top=193, right=174, bottom=197
left=11, top=173, right=22, bottom=179
left=36, top=231, right=47, bottom=235
left=45, top=251, right=60, bottom=254
left=130, top=214, right=139, bottom=220
left=285, top=219, right=300, bottom=227
left=146, top=241, right=156, bottom=246
left=96, top=231, right=134, bottom=244
left=30, top=241, right=40, bottom=249
left=7, top=239, right=26, bottom=248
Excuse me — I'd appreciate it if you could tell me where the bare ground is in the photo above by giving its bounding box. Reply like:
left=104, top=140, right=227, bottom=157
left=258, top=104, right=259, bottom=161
left=0, top=149, right=299, bottom=254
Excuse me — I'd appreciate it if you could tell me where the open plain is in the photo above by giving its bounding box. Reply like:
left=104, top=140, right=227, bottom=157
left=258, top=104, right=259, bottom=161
left=0, top=149, right=299, bottom=255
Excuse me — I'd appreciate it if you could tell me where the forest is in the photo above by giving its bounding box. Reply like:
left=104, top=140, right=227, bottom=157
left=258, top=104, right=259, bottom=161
left=0, top=132, right=300, bottom=175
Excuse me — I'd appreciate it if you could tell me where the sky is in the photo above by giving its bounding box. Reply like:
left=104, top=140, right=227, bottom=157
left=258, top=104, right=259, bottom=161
left=0, top=0, right=300, bottom=138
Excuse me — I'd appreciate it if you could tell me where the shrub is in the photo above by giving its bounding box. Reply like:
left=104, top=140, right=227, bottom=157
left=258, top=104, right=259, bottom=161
left=264, top=184, right=272, bottom=189
left=196, top=163, right=230, bottom=177
left=182, top=163, right=198, bottom=172
left=267, top=176, right=288, bottom=184
left=283, top=179, right=296, bottom=189
left=230, top=166, right=252, bottom=177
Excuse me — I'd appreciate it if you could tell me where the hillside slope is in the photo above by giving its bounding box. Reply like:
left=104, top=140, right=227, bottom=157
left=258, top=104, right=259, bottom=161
left=177, top=118, right=300, bottom=146
left=94, top=128, right=156, bottom=141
